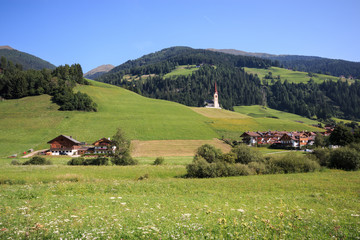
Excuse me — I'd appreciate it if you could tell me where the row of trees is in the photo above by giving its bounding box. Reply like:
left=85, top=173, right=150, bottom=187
left=0, top=56, right=97, bottom=111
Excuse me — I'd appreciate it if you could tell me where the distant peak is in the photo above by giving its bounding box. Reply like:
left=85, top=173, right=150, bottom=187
left=0, top=45, right=14, bottom=50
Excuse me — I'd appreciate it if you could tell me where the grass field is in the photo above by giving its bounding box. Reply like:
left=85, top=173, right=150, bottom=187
left=192, top=106, right=322, bottom=140
left=131, top=139, right=231, bottom=157
left=0, top=158, right=359, bottom=239
left=244, top=67, right=341, bottom=84
left=234, top=105, right=319, bottom=126
left=0, top=80, right=219, bottom=157
left=0, top=81, right=324, bottom=158
left=164, top=65, right=199, bottom=78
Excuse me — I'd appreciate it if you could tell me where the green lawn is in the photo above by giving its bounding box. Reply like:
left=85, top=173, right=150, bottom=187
left=0, top=159, right=359, bottom=239
left=244, top=67, right=341, bottom=84
left=164, top=65, right=199, bottom=78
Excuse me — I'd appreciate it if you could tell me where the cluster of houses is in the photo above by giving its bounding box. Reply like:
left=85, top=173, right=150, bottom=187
left=46, top=135, right=115, bottom=156
left=240, top=130, right=332, bottom=148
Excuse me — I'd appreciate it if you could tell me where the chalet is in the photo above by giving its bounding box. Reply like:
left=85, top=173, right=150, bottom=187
left=92, top=137, right=115, bottom=154
left=241, top=132, right=261, bottom=146
left=47, top=135, right=81, bottom=156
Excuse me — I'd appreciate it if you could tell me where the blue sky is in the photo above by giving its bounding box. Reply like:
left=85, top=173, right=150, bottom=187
left=2, top=0, right=360, bottom=72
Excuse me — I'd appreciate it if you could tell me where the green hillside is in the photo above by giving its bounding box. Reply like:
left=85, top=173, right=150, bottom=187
left=0, top=81, right=324, bottom=157
left=0, top=80, right=218, bottom=157
left=234, top=105, right=319, bottom=125
left=0, top=48, right=56, bottom=70
left=164, top=65, right=199, bottom=78
left=192, top=106, right=321, bottom=139
left=244, top=67, right=340, bottom=84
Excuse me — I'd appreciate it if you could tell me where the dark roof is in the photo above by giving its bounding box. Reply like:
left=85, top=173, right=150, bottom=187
left=241, top=132, right=261, bottom=137
left=47, top=135, right=81, bottom=144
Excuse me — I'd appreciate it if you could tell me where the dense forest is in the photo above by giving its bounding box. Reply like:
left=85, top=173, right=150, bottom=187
left=96, top=47, right=360, bottom=121
left=0, top=48, right=56, bottom=70
left=209, top=49, right=360, bottom=79
left=267, top=55, right=360, bottom=79
left=0, top=56, right=97, bottom=111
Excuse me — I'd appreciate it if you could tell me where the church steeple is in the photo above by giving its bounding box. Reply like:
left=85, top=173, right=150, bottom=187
left=214, top=82, right=219, bottom=108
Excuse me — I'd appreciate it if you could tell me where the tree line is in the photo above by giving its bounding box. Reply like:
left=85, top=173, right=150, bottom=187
left=0, top=56, right=97, bottom=111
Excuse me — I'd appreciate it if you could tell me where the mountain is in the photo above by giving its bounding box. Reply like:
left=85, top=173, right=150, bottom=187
left=207, top=48, right=277, bottom=58
left=84, top=64, right=115, bottom=79
left=0, top=46, right=56, bottom=70
left=208, top=48, right=360, bottom=78
left=95, top=46, right=360, bottom=121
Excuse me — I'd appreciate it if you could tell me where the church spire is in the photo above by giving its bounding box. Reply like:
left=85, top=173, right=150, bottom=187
left=215, top=82, right=218, bottom=94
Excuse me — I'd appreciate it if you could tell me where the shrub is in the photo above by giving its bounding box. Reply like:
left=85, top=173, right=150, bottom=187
left=231, top=144, right=263, bottom=164
left=248, top=161, right=267, bottom=174
left=267, top=153, right=320, bottom=174
left=85, top=156, right=109, bottom=166
left=153, top=157, right=165, bottom=165
left=186, top=157, right=254, bottom=178
left=111, top=152, right=138, bottom=166
left=221, top=152, right=236, bottom=164
left=67, top=157, right=85, bottom=165
left=312, top=148, right=331, bottom=167
left=11, top=159, right=21, bottom=165
left=23, top=156, right=52, bottom=165
left=329, top=147, right=360, bottom=171
left=195, top=144, right=223, bottom=163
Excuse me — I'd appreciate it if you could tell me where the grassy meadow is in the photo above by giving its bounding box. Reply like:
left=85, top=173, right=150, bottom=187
left=164, top=65, right=199, bottom=78
left=0, top=80, right=218, bottom=157
left=0, top=156, right=359, bottom=239
left=0, top=80, right=324, bottom=157
left=193, top=106, right=322, bottom=140
left=244, top=67, right=340, bottom=84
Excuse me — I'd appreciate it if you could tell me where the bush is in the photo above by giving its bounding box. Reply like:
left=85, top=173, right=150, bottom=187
left=221, top=152, right=236, bottom=164
left=67, top=157, right=85, bottom=165
left=231, top=144, right=263, bottom=164
left=329, top=147, right=360, bottom=171
left=11, top=159, right=21, bottom=165
left=312, top=148, right=331, bottom=167
left=248, top=161, right=267, bottom=174
left=23, top=156, right=52, bottom=165
left=267, top=153, right=320, bottom=174
left=111, top=152, right=138, bottom=166
left=85, top=156, right=109, bottom=166
left=195, top=144, right=223, bottom=163
left=186, top=157, right=254, bottom=178
left=153, top=157, right=165, bottom=165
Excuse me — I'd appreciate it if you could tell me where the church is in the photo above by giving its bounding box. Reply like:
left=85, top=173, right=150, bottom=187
left=204, top=82, right=221, bottom=109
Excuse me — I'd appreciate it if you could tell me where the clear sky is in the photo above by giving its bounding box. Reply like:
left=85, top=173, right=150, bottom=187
left=2, top=0, right=360, bottom=73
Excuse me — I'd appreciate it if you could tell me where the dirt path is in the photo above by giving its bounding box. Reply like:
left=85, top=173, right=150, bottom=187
left=21, top=149, right=48, bottom=158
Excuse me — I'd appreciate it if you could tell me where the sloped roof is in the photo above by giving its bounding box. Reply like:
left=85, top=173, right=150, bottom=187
left=241, top=132, right=261, bottom=137
left=47, top=135, right=81, bottom=144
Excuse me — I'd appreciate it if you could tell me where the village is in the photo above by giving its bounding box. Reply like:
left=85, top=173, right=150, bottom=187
left=240, top=128, right=333, bottom=149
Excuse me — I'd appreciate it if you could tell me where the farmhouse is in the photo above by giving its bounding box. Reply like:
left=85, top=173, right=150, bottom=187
left=93, top=137, right=115, bottom=154
left=241, top=131, right=261, bottom=146
left=47, top=135, right=81, bottom=156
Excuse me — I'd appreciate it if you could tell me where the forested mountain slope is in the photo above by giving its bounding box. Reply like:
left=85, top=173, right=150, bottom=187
left=94, top=46, right=360, bottom=121
left=209, top=48, right=360, bottom=78
left=0, top=46, right=56, bottom=70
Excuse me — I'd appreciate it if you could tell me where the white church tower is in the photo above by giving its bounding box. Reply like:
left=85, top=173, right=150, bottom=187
left=214, top=82, right=220, bottom=109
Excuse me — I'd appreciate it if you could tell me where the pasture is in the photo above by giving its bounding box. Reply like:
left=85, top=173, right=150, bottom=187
left=0, top=157, right=359, bottom=239
left=164, top=65, right=199, bottom=78
left=0, top=80, right=218, bottom=157
left=244, top=67, right=340, bottom=84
